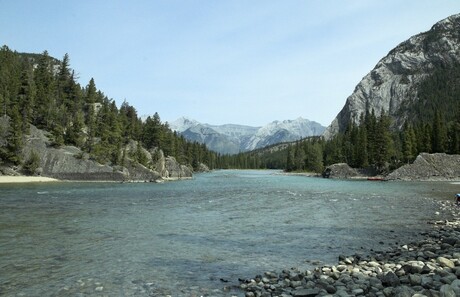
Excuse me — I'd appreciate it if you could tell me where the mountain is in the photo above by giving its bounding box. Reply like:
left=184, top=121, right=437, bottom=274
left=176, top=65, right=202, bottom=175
left=170, top=117, right=325, bottom=154
left=323, top=13, right=460, bottom=139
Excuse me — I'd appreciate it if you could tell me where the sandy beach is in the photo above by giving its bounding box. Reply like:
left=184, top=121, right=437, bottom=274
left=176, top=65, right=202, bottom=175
left=0, top=176, right=59, bottom=183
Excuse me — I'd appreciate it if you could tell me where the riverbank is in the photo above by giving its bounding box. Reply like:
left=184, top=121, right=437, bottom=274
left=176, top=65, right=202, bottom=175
left=0, top=175, right=59, bottom=183
left=237, top=199, right=460, bottom=297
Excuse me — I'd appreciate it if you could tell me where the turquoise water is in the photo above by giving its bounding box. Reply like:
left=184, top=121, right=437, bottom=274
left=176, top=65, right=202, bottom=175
left=0, top=170, right=458, bottom=296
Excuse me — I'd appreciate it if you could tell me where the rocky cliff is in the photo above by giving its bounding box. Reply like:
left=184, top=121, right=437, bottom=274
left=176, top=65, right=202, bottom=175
left=17, top=125, right=191, bottom=181
left=323, top=13, right=460, bottom=139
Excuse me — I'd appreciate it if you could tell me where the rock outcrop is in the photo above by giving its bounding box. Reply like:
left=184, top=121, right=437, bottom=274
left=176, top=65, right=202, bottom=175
left=164, top=156, right=193, bottom=179
left=323, top=13, right=460, bottom=139
left=387, top=153, right=460, bottom=181
left=196, top=162, right=210, bottom=172
left=322, top=163, right=361, bottom=179
left=20, top=125, right=192, bottom=181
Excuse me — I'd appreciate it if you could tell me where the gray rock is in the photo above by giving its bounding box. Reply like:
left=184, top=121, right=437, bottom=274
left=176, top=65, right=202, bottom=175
left=323, top=163, right=361, bottom=179
left=437, top=257, right=455, bottom=269
left=19, top=125, right=193, bottom=182
left=451, top=279, right=460, bottom=296
left=165, top=156, right=193, bottom=179
left=439, top=284, right=456, bottom=297
left=409, top=274, right=423, bottom=286
left=382, top=271, right=400, bottom=287
left=292, top=288, right=320, bottom=297
left=394, top=286, right=412, bottom=297
left=325, top=285, right=336, bottom=294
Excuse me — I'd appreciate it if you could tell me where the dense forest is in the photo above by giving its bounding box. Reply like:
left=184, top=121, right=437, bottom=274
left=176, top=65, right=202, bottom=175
left=0, top=45, right=459, bottom=175
left=0, top=46, right=223, bottom=170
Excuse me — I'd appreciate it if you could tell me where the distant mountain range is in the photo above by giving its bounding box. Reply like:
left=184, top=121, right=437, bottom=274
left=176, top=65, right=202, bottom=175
left=169, top=117, right=325, bottom=154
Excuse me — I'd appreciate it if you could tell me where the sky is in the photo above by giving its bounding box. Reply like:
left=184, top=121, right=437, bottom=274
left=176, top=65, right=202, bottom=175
left=1, top=1, right=460, bottom=127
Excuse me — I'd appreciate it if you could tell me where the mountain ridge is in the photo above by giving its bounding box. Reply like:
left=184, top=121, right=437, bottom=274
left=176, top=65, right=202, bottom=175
left=170, top=117, right=325, bottom=154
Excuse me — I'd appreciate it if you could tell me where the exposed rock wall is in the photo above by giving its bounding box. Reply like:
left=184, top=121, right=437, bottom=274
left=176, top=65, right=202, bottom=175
left=323, top=13, right=460, bottom=139
left=164, top=157, right=193, bottom=179
left=387, top=153, right=460, bottom=181
left=21, top=125, right=192, bottom=181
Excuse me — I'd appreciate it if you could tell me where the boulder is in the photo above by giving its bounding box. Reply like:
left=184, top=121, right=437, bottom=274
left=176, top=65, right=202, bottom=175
left=323, top=163, right=360, bottom=179
left=196, top=162, right=210, bottom=172
left=165, top=157, right=193, bottom=179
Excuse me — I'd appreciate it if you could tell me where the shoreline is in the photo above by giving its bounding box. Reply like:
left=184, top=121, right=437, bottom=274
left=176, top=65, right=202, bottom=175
left=237, top=199, right=460, bottom=297
left=0, top=175, right=193, bottom=184
left=0, top=175, right=59, bottom=183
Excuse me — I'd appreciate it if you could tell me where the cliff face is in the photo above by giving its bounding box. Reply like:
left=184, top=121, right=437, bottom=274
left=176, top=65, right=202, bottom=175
left=323, top=14, right=460, bottom=139
left=20, top=125, right=191, bottom=181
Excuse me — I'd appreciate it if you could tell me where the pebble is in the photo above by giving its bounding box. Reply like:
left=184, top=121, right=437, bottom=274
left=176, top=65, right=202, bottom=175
left=237, top=200, right=460, bottom=297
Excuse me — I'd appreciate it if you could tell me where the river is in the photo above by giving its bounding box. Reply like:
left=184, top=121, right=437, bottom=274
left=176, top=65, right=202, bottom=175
left=0, top=170, right=458, bottom=296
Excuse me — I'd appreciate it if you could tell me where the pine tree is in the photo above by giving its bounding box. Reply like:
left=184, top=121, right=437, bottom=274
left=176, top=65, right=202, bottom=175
left=432, top=110, right=447, bottom=153
left=85, top=78, right=98, bottom=104
left=374, top=111, right=393, bottom=171
left=285, top=145, right=295, bottom=172
left=355, top=123, right=368, bottom=167
left=33, top=50, right=55, bottom=128
left=57, top=53, right=71, bottom=106
left=305, top=141, right=324, bottom=172
left=17, top=62, right=36, bottom=134
left=6, top=106, right=23, bottom=164
left=402, top=123, right=417, bottom=163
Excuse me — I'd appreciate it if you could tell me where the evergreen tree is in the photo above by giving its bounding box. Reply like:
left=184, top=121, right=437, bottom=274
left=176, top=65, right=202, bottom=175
left=305, top=142, right=324, bottom=172
left=374, top=111, right=394, bottom=171
left=285, top=145, right=295, bottom=172
left=432, top=110, right=447, bottom=153
left=402, top=123, right=417, bottom=163
left=33, top=50, right=55, bottom=128
left=85, top=78, right=98, bottom=104
left=355, top=123, right=368, bottom=167
left=6, top=106, right=23, bottom=164
left=17, top=62, right=36, bottom=134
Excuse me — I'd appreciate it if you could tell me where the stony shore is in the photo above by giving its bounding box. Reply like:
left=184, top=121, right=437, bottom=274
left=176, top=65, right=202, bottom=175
left=237, top=199, right=460, bottom=297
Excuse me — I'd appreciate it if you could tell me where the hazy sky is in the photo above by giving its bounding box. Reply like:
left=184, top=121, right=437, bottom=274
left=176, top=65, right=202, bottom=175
left=1, top=1, right=459, bottom=127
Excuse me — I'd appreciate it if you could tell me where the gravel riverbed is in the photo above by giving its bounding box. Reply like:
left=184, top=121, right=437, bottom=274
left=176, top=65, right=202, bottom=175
left=236, top=199, right=460, bottom=297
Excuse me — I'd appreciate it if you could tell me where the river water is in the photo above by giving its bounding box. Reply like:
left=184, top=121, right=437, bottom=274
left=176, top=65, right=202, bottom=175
left=0, top=170, right=458, bottom=296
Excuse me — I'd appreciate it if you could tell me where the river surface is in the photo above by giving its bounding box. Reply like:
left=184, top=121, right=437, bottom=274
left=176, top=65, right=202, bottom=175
left=0, top=170, right=458, bottom=296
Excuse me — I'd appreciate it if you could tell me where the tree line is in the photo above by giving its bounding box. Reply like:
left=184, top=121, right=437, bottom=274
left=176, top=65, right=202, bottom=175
left=223, top=63, right=460, bottom=173
left=0, top=46, right=224, bottom=170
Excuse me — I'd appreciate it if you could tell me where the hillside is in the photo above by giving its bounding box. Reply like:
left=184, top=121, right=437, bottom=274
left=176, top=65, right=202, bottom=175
left=323, top=13, right=460, bottom=139
left=0, top=47, right=219, bottom=179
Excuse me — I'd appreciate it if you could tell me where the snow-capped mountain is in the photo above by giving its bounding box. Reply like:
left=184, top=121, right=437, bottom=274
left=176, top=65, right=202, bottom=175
left=169, top=117, right=325, bottom=154
left=245, top=118, right=326, bottom=151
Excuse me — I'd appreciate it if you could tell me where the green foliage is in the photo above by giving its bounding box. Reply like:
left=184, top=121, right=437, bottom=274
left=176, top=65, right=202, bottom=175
left=23, top=150, right=40, bottom=175
left=0, top=46, right=225, bottom=172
